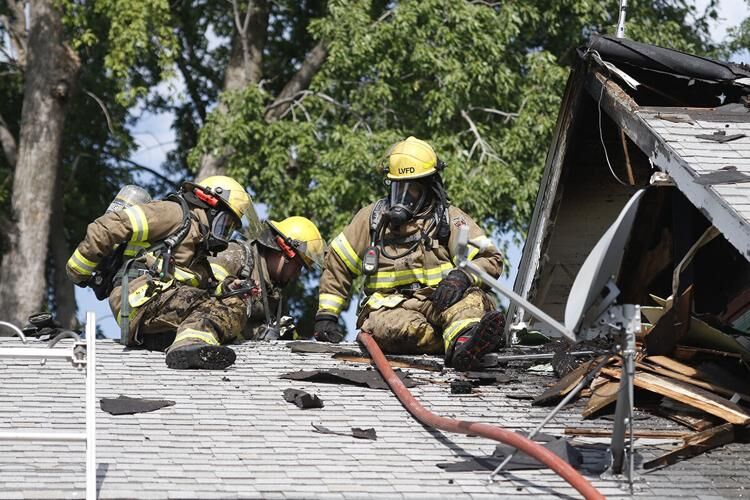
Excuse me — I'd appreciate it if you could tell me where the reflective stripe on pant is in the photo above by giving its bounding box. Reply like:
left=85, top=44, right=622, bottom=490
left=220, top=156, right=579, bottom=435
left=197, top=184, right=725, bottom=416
left=359, top=288, right=494, bottom=355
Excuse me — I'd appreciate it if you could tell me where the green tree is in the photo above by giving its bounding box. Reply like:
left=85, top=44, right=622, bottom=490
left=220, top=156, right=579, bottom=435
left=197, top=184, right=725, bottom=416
left=727, top=1, right=750, bottom=56
left=180, top=0, right=717, bottom=333
left=192, top=0, right=718, bottom=237
left=0, top=0, right=175, bottom=327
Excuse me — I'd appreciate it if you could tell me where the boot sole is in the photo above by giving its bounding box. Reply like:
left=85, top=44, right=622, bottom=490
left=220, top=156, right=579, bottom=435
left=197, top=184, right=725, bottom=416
left=165, top=344, right=236, bottom=370
left=451, top=311, right=505, bottom=371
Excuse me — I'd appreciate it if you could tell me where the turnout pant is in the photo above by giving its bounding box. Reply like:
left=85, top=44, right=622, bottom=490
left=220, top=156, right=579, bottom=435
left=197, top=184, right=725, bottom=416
left=358, top=288, right=495, bottom=355
left=134, top=285, right=248, bottom=350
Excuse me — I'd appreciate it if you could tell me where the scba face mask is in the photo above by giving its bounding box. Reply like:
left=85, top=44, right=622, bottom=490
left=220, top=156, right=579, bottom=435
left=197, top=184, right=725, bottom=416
left=386, top=180, right=428, bottom=226
left=205, top=210, right=240, bottom=254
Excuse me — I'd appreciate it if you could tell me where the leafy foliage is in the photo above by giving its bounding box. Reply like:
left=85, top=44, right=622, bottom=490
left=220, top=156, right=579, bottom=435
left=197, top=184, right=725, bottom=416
left=62, top=0, right=177, bottom=105
left=191, top=0, right=719, bottom=243
left=727, top=1, right=750, bottom=56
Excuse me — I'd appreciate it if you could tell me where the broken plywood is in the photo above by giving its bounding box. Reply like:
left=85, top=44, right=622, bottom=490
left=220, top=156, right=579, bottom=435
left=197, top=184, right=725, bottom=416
left=601, top=367, right=750, bottom=425
left=656, top=406, right=721, bottom=431
left=636, top=361, right=750, bottom=403
left=643, top=423, right=735, bottom=470
left=582, top=380, right=621, bottom=418
left=532, top=357, right=604, bottom=406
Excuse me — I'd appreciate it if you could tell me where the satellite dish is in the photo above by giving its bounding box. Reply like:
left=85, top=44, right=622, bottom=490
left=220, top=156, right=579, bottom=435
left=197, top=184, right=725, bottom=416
left=564, top=189, right=647, bottom=335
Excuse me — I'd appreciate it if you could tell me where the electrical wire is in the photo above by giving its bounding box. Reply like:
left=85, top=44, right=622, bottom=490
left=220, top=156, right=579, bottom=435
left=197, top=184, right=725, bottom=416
left=597, top=79, right=631, bottom=187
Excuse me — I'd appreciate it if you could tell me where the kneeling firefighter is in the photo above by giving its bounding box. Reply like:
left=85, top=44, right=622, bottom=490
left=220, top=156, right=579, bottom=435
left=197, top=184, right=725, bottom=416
left=66, top=176, right=255, bottom=370
left=314, top=137, right=505, bottom=370
left=208, top=216, right=325, bottom=341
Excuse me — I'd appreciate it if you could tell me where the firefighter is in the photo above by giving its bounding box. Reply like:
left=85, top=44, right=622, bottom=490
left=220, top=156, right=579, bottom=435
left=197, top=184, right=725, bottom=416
left=66, top=176, right=254, bottom=370
left=208, top=216, right=325, bottom=341
left=314, top=137, right=505, bottom=370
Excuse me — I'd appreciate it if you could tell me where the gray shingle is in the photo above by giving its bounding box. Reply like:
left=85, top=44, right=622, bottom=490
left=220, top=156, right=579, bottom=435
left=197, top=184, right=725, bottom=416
left=1, top=338, right=749, bottom=499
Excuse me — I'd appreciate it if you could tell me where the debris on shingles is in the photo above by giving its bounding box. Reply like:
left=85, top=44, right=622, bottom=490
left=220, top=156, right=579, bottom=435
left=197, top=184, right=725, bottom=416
left=515, top=329, right=551, bottom=346
left=534, top=356, right=609, bottom=407
left=695, top=130, right=746, bottom=143
left=531, top=289, right=750, bottom=470
left=655, top=112, right=695, bottom=125
left=462, top=371, right=513, bottom=385
left=694, top=166, right=750, bottom=185
left=287, top=341, right=444, bottom=371
left=643, top=423, right=735, bottom=470
left=311, top=423, right=377, bottom=441
left=437, top=433, right=587, bottom=472
left=551, top=347, right=580, bottom=378
left=287, top=341, right=348, bottom=354
left=550, top=337, right=608, bottom=377
left=564, top=427, right=689, bottom=440
left=280, top=368, right=417, bottom=390
left=506, top=392, right=536, bottom=401
left=527, top=363, right=555, bottom=373
left=221, top=376, right=230, bottom=382
left=333, top=350, right=443, bottom=372
left=100, top=395, right=175, bottom=415
left=450, top=379, right=473, bottom=395
left=283, top=388, right=324, bottom=409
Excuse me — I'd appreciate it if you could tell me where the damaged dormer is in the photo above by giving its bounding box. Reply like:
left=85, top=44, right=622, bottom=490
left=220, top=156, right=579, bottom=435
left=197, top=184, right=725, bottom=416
left=510, top=35, right=750, bottom=344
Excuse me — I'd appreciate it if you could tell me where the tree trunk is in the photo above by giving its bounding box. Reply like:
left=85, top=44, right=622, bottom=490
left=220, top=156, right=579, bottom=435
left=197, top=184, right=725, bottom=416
left=50, top=176, right=76, bottom=329
left=0, top=0, right=80, bottom=326
left=196, top=0, right=269, bottom=180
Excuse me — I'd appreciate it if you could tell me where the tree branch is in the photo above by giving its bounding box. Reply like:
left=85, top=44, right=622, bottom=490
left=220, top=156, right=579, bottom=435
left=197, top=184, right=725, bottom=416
left=83, top=89, right=115, bottom=136
left=461, top=110, right=504, bottom=164
left=174, top=35, right=207, bottom=123
left=102, top=152, right=181, bottom=189
left=231, top=0, right=252, bottom=80
left=468, top=0, right=503, bottom=7
left=265, top=40, right=328, bottom=121
left=0, top=111, right=18, bottom=168
left=468, top=106, right=520, bottom=122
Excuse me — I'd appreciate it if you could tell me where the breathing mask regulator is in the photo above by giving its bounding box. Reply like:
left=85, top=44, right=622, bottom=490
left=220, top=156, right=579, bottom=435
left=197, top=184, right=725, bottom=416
left=363, top=137, right=450, bottom=275
left=384, top=178, right=429, bottom=227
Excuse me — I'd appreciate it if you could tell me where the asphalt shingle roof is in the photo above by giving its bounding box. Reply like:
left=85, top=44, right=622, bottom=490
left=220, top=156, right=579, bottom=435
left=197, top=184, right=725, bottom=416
left=641, top=108, right=750, bottom=231
left=1, top=338, right=749, bottom=499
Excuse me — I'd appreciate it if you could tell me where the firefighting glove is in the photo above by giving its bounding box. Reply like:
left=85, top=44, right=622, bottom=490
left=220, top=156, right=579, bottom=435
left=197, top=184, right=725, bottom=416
left=431, top=269, right=472, bottom=312
left=258, top=316, right=298, bottom=341
left=314, top=313, right=345, bottom=343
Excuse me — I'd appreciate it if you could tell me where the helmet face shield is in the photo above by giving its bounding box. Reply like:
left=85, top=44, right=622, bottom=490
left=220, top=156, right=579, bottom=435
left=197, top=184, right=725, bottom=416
left=294, top=237, right=326, bottom=270
left=266, top=217, right=326, bottom=271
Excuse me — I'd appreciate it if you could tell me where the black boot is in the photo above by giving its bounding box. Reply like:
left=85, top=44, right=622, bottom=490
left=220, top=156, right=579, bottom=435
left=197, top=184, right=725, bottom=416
left=165, top=341, right=236, bottom=370
left=446, top=310, right=505, bottom=371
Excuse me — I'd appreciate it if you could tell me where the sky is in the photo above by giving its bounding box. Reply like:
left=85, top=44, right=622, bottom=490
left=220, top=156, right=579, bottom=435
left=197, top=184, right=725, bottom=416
left=76, top=1, right=750, bottom=338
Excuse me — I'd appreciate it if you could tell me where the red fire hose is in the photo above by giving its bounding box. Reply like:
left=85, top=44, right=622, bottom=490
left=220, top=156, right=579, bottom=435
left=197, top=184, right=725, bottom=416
left=357, top=331, right=605, bottom=500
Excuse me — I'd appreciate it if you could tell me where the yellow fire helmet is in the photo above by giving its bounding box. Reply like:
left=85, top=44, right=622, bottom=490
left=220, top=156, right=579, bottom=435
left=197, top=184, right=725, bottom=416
left=380, top=136, right=444, bottom=180
left=183, top=175, right=252, bottom=221
left=267, top=216, right=326, bottom=269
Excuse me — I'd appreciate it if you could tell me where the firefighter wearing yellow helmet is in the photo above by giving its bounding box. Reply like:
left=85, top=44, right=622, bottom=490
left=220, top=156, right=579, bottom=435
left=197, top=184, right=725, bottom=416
left=315, top=137, right=506, bottom=371
left=67, top=175, right=256, bottom=370
left=208, top=215, right=326, bottom=341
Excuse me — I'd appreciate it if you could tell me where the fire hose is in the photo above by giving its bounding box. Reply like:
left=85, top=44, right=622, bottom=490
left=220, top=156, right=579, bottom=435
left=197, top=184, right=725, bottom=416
left=357, top=331, right=605, bottom=500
